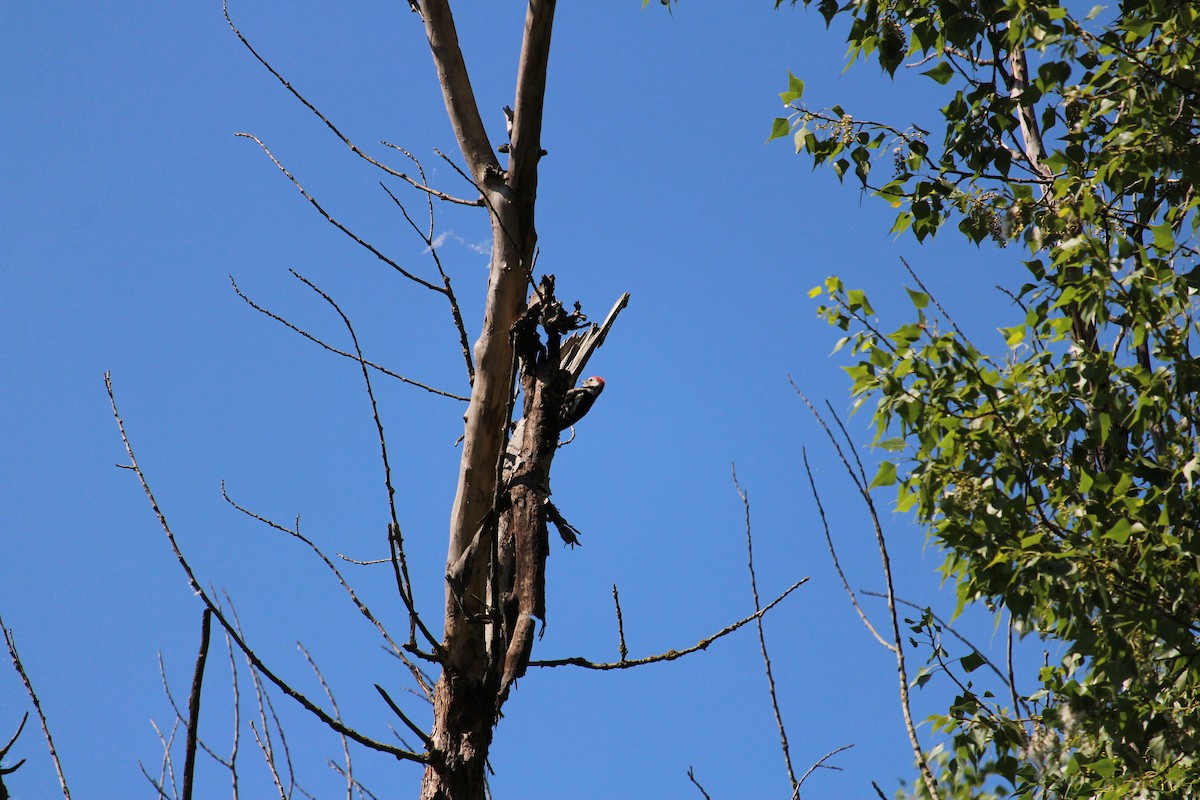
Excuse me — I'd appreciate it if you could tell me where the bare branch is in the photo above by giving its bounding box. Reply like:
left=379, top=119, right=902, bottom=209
left=234, top=132, right=444, bottom=292
left=687, top=766, right=712, bottom=800
left=0, top=713, right=29, bottom=796
left=801, top=448, right=893, bottom=651
left=899, top=257, right=968, bottom=343
left=378, top=176, right=475, bottom=385
left=861, top=590, right=1033, bottom=720
left=181, top=608, right=212, bottom=800
left=230, top=275, right=468, bottom=401
left=297, top=644, right=352, bottom=797
left=235, top=612, right=313, bottom=800
left=330, top=759, right=384, bottom=800
left=373, top=684, right=434, bottom=751
left=792, top=387, right=940, bottom=800
left=138, top=755, right=175, bottom=800
left=507, top=0, right=558, bottom=194
left=220, top=484, right=436, bottom=699
left=529, top=577, right=808, bottom=670
left=0, top=712, right=28, bottom=766
left=1007, top=614, right=1021, bottom=718
left=418, top=0, right=500, bottom=183
left=794, top=744, right=853, bottom=799
left=157, top=646, right=234, bottom=780
left=611, top=585, right=628, bottom=663
left=336, top=552, right=391, bottom=566
left=223, top=1, right=481, bottom=207
left=223, top=624, right=242, bottom=799
left=287, top=268, right=441, bottom=650
left=106, top=373, right=429, bottom=764
left=1, top=615, right=71, bottom=799
left=731, top=465, right=797, bottom=794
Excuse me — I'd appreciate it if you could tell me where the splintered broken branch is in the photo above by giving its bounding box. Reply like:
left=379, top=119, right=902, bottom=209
left=561, top=292, right=631, bottom=383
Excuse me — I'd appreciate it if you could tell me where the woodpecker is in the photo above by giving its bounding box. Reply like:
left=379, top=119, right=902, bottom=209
left=559, top=376, right=605, bottom=431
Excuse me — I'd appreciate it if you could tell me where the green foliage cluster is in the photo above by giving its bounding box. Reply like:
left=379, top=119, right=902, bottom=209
left=775, top=0, right=1200, bottom=797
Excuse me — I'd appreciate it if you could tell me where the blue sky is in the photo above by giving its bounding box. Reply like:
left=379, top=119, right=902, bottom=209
left=3, top=3, right=1025, bottom=798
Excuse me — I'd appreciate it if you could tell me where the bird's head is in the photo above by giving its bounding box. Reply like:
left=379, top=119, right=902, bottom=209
left=583, top=376, right=605, bottom=391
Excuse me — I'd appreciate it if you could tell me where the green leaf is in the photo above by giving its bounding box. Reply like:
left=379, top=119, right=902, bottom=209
left=1104, top=519, right=1133, bottom=544
left=768, top=117, right=791, bottom=142
left=906, top=288, right=929, bottom=309
left=869, top=461, right=897, bottom=489
left=1002, top=324, right=1025, bottom=346
left=779, top=71, right=805, bottom=104
left=960, top=651, right=986, bottom=673
left=921, top=61, right=954, bottom=85
left=1150, top=221, right=1176, bottom=252
left=846, top=288, right=875, bottom=315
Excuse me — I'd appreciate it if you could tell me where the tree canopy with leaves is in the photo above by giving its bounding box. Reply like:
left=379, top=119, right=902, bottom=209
left=773, top=0, right=1200, bottom=796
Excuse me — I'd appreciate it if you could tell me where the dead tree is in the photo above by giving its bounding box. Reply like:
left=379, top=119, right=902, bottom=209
left=90, top=4, right=808, bottom=799
left=414, top=3, right=570, bottom=797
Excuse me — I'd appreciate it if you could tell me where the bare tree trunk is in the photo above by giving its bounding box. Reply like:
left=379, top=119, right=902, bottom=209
left=418, top=2, right=557, bottom=797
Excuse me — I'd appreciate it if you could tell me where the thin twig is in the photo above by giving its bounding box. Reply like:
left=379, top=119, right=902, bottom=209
left=1007, top=614, right=1021, bottom=718
left=224, top=1, right=481, bottom=207
left=899, top=257, right=967, bottom=342
left=612, top=585, right=628, bottom=662
left=297, top=644, right=353, bottom=797
left=220, top=485, right=435, bottom=698
left=373, top=685, right=434, bottom=751
left=329, top=761, right=382, bottom=800
left=377, top=155, right=475, bottom=384
left=793, top=387, right=940, bottom=800
left=1, top=615, right=71, bottom=799
left=801, top=448, right=893, bottom=650
left=336, top=552, right=391, bottom=566
left=0, top=712, right=28, bottom=773
left=157, top=650, right=228, bottom=772
left=222, top=623, right=242, bottom=800
left=138, top=756, right=174, bottom=800
left=238, top=620, right=314, bottom=800
left=230, top=275, right=468, bottom=401
left=425, top=146, right=539, bottom=297
left=106, top=373, right=428, bottom=764
left=860, top=592, right=1006, bottom=687
left=529, top=577, right=808, bottom=670
left=687, top=766, right=712, bottom=800
left=794, top=744, right=853, bottom=799
left=234, top=133, right=443, bottom=291
left=731, top=465, right=797, bottom=794
left=149, top=717, right=180, bottom=800
left=285, top=268, right=441, bottom=655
